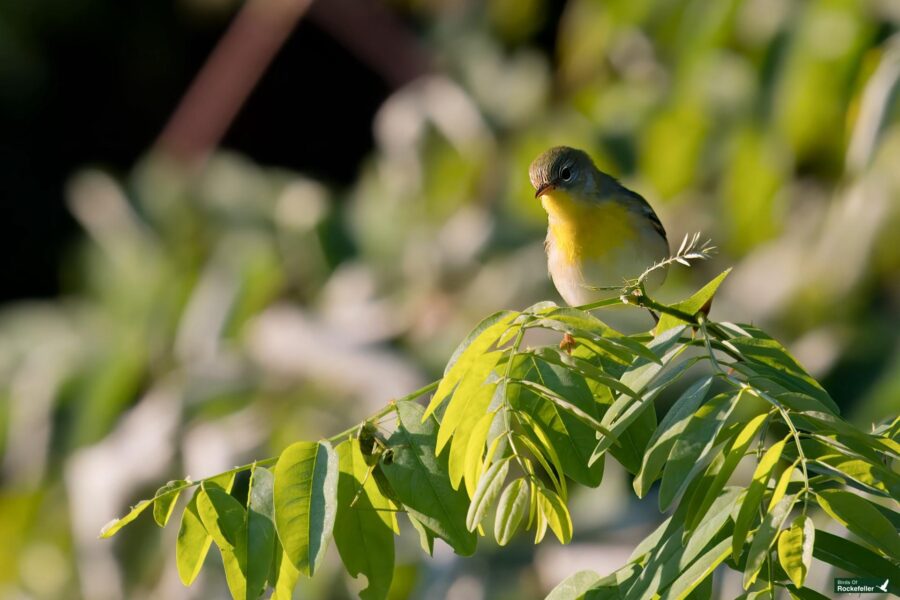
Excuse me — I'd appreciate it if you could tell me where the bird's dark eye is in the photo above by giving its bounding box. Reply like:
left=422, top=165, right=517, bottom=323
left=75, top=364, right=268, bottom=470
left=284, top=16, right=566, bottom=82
left=560, top=167, right=572, bottom=181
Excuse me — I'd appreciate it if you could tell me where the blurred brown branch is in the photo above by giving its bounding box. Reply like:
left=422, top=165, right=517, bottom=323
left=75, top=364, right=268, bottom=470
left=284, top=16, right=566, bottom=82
left=157, top=0, right=429, bottom=166
left=157, top=0, right=314, bottom=165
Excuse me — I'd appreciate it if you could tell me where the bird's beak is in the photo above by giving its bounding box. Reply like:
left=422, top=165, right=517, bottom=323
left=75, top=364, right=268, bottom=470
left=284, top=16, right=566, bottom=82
left=534, top=181, right=555, bottom=198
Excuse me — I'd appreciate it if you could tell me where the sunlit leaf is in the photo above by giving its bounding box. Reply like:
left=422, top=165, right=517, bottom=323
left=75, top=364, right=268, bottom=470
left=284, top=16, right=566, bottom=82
left=197, top=483, right=248, bottom=600
left=545, top=570, right=602, bottom=600
left=100, top=500, right=152, bottom=539
left=407, top=514, right=436, bottom=557
left=658, top=390, right=739, bottom=510
left=814, top=489, right=900, bottom=558
left=777, top=515, right=814, bottom=588
left=685, top=413, right=768, bottom=533
left=153, top=479, right=188, bottom=528
left=743, top=493, right=798, bottom=589
left=442, top=350, right=506, bottom=489
left=536, top=484, right=573, bottom=544
left=662, top=538, right=730, bottom=599
left=245, top=466, right=276, bottom=600
left=655, top=269, right=732, bottom=334
left=270, top=549, right=300, bottom=600
left=732, top=437, right=787, bottom=561
left=381, top=401, right=476, bottom=555
left=333, top=439, right=395, bottom=600
left=466, top=457, right=511, bottom=531
left=634, top=376, right=713, bottom=498
left=176, top=472, right=235, bottom=586
left=516, top=410, right=568, bottom=500
left=463, top=409, right=499, bottom=497
left=423, top=311, right=518, bottom=419
left=494, top=478, right=529, bottom=546
left=273, top=440, right=339, bottom=576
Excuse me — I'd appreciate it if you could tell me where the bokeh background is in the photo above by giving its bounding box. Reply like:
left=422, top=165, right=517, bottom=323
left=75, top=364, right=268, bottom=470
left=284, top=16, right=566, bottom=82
left=2, top=0, right=899, bottom=598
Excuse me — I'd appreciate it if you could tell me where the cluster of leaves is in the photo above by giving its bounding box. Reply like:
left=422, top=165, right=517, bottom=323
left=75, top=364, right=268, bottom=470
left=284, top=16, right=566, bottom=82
left=102, top=272, right=899, bottom=599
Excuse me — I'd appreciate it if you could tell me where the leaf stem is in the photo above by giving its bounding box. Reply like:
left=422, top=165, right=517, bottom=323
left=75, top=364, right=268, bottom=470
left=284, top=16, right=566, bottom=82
left=325, top=379, right=441, bottom=444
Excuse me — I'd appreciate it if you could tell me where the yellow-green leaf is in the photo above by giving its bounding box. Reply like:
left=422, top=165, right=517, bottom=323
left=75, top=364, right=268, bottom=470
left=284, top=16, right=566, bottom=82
left=655, top=269, right=731, bottom=334
left=466, top=457, right=511, bottom=532
left=686, top=413, right=768, bottom=533
left=175, top=472, right=235, bottom=586
left=494, top=478, right=529, bottom=546
left=815, top=489, right=900, bottom=558
left=153, top=479, right=188, bottom=528
left=743, top=493, right=798, bottom=589
left=778, top=515, right=814, bottom=588
left=273, top=440, right=339, bottom=576
left=536, top=485, right=573, bottom=544
left=333, top=439, right=395, bottom=600
left=462, top=409, right=499, bottom=497
left=423, top=311, right=518, bottom=420
left=732, top=437, right=787, bottom=561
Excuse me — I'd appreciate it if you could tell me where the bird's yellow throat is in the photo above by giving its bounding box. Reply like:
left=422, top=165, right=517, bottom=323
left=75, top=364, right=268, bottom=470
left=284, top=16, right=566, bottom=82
left=542, top=189, right=637, bottom=265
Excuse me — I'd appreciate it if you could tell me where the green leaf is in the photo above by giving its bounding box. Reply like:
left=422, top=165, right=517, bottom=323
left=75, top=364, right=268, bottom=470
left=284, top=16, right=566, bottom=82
left=153, top=479, right=188, bottom=528
left=795, top=410, right=899, bottom=461
left=743, top=493, right=797, bottom=589
left=592, top=327, right=689, bottom=469
left=784, top=585, right=831, bottom=600
left=176, top=472, right=235, bottom=586
left=423, top=311, right=518, bottom=419
left=441, top=350, right=506, bottom=489
left=466, top=457, right=511, bottom=531
left=407, top=514, right=436, bottom=556
left=812, top=530, right=900, bottom=594
left=101, top=478, right=195, bottom=538
left=767, top=459, right=798, bottom=511
left=462, top=409, right=498, bottom=497
left=634, top=376, right=713, bottom=498
left=685, top=413, right=768, bottom=533
left=274, top=440, right=339, bottom=576
left=381, top=401, right=477, bottom=555
left=683, top=486, right=743, bottom=562
left=100, top=500, right=152, bottom=539
left=513, top=433, right=565, bottom=500
left=728, top=331, right=838, bottom=414
left=662, top=537, right=730, bottom=600
left=197, top=484, right=248, bottom=600
left=777, top=515, right=813, bottom=589
left=534, top=347, right=640, bottom=399
left=814, top=489, right=900, bottom=558
left=270, top=549, right=300, bottom=600
left=246, top=467, right=277, bottom=600
left=516, top=410, right=568, bottom=500
left=654, top=268, right=731, bottom=334
left=625, top=488, right=742, bottom=600
left=530, top=306, right=658, bottom=364
left=512, top=352, right=609, bottom=486
left=333, top=438, right=395, bottom=600
left=732, top=437, right=787, bottom=561
left=545, top=570, right=602, bottom=600
left=658, top=390, right=739, bottom=510
left=536, top=484, right=573, bottom=544
left=494, top=477, right=529, bottom=546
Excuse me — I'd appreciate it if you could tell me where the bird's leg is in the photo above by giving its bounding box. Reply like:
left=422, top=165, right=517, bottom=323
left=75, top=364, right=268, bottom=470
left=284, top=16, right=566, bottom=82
left=560, top=332, right=577, bottom=354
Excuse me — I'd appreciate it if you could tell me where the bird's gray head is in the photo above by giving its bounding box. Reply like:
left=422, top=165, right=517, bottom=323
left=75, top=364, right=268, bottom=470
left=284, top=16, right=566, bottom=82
left=529, top=146, right=605, bottom=199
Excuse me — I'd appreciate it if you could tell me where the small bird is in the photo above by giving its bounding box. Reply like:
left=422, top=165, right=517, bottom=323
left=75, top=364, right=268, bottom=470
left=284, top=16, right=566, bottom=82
left=529, top=146, right=669, bottom=307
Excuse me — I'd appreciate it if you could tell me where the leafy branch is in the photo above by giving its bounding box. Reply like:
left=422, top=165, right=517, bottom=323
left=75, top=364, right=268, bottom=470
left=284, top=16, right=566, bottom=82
left=102, top=264, right=900, bottom=600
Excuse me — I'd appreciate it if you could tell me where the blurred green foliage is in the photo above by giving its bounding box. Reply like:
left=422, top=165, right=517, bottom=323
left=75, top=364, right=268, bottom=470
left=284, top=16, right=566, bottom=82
left=1, top=0, right=899, bottom=598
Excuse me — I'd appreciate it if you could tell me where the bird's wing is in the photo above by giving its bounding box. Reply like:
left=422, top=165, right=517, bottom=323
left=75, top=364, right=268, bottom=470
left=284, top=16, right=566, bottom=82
left=618, top=188, right=668, bottom=245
